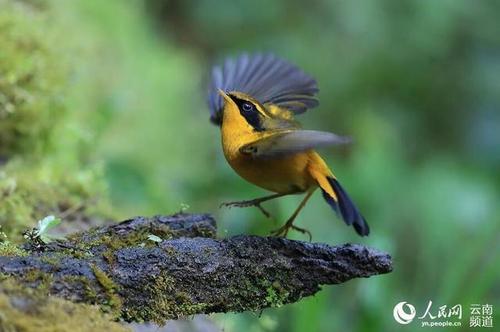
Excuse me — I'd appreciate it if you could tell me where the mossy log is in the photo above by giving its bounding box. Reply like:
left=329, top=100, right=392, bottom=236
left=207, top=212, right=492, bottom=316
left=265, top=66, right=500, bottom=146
left=0, top=214, right=392, bottom=324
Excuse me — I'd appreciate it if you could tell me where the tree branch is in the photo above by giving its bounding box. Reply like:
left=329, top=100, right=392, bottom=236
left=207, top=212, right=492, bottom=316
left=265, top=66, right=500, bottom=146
left=0, top=214, right=392, bottom=324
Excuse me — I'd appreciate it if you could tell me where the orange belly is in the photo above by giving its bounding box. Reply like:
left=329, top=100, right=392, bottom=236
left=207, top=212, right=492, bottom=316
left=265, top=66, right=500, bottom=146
left=225, top=150, right=317, bottom=194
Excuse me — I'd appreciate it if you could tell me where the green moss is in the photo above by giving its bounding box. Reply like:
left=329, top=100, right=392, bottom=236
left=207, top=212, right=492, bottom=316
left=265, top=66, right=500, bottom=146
left=100, top=233, right=145, bottom=251
left=122, top=273, right=209, bottom=324
left=150, top=224, right=176, bottom=240
left=66, top=247, right=94, bottom=260
left=265, top=282, right=290, bottom=308
left=90, top=264, right=123, bottom=317
left=21, top=269, right=53, bottom=294
left=40, top=255, right=61, bottom=266
left=2, top=262, right=123, bottom=318
left=0, top=279, right=129, bottom=332
left=61, top=274, right=99, bottom=304
left=102, top=249, right=116, bottom=265
left=91, top=265, right=115, bottom=293
left=221, top=273, right=297, bottom=313
left=64, top=226, right=178, bottom=257
left=0, top=241, right=28, bottom=256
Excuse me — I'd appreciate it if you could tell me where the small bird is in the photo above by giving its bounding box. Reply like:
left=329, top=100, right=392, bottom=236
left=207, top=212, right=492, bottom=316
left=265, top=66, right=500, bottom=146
left=207, top=53, right=369, bottom=238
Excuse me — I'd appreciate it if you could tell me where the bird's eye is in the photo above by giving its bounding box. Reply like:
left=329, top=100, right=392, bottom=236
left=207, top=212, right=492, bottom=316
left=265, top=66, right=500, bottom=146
left=242, top=102, right=254, bottom=112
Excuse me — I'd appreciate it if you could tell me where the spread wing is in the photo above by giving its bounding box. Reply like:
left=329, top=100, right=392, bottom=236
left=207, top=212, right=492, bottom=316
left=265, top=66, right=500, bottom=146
left=208, top=53, right=319, bottom=125
left=239, top=130, right=351, bottom=159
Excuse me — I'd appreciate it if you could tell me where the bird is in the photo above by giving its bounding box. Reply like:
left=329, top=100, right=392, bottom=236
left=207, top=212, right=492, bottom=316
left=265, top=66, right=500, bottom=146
left=207, top=53, right=369, bottom=238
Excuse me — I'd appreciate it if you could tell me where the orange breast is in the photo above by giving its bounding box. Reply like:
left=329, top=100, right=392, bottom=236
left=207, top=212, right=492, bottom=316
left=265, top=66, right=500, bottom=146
left=220, top=113, right=318, bottom=194
left=224, top=150, right=317, bottom=194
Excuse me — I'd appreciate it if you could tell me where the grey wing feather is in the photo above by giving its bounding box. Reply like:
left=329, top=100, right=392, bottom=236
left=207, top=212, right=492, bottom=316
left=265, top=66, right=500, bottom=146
left=208, top=53, right=319, bottom=125
left=240, top=130, right=351, bottom=159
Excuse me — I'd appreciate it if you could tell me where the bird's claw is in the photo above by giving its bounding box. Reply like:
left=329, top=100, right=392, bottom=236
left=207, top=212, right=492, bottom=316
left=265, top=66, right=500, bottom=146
left=220, top=200, right=271, bottom=218
left=270, top=224, right=312, bottom=242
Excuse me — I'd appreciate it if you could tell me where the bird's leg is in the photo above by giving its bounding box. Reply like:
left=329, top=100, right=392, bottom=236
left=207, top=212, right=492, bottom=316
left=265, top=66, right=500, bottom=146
left=220, top=193, right=289, bottom=218
left=270, top=189, right=314, bottom=241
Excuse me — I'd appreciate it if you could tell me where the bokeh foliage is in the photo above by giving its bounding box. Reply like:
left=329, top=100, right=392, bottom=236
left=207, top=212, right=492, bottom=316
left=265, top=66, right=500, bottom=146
left=0, top=0, right=109, bottom=240
left=1, top=0, right=499, bottom=331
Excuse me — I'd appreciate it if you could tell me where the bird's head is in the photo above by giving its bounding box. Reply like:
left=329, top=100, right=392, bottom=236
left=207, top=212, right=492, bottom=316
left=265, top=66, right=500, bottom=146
left=218, top=89, right=270, bottom=132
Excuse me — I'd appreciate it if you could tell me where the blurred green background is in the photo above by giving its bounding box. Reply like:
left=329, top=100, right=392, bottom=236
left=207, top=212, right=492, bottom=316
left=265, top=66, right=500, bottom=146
left=1, top=0, right=499, bottom=331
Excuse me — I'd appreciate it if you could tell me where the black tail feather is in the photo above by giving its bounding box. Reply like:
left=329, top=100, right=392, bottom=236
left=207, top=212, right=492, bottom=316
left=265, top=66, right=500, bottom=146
left=321, top=177, right=370, bottom=236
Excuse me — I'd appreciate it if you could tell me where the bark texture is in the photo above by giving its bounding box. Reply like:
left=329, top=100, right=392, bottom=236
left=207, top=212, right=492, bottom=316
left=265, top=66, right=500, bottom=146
left=0, top=214, right=392, bottom=323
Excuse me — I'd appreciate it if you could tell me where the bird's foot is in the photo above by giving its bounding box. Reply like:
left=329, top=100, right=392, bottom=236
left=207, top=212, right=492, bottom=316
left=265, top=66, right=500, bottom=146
left=220, top=199, right=271, bottom=218
left=270, top=223, right=312, bottom=241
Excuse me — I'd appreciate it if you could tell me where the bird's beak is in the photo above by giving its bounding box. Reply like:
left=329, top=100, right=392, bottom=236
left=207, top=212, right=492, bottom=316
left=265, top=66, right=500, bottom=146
left=217, top=89, right=232, bottom=104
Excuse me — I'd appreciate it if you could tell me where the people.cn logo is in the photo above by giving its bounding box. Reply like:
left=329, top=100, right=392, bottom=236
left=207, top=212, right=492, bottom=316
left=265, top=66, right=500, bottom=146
left=393, top=301, right=416, bottom=324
